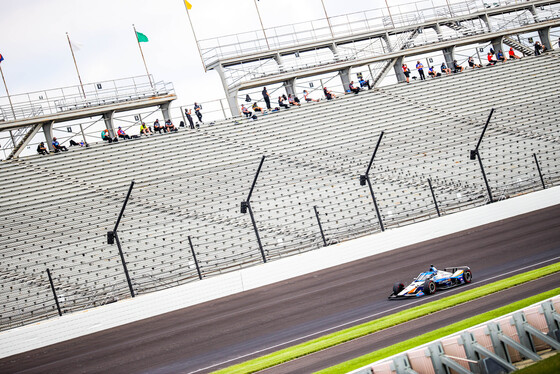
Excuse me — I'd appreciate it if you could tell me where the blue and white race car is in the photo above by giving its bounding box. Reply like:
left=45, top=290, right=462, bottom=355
left=389, top=265, right=472, bottom=299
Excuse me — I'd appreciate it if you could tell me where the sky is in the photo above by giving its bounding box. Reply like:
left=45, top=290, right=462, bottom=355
left=0, top=0, right=451, bottom=107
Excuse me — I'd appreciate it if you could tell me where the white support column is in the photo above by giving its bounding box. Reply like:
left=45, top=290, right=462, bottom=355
left=103, top=111, right=116, bottom=138
left=42, top=121, right=55, bottom=152
left=273, top=53, right=285, bottom=72
left=284, top=78, right=296, bottom=96
left=160, top=102, right=171, bottom=122
left=382, top=33, right=393, bottom=52
left=339, top=68, right=351, bottom=92
left=481, top=14, right=492, bottom=32
left=442, top=46, right=456, bottom=70
left=433, top=24, right=443, bottom=42
left=491, top=36, right=504, bottom=55
left=538, top=26, right=552, bottom=50
left=215, top=64, right=240, bottom=117
left=393, top=56, right=406, bottom=83
left=328, top=43, right=340, bottom=61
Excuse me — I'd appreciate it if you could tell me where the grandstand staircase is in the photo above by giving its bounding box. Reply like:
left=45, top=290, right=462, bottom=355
left=503, top=37, right=534, bottom=56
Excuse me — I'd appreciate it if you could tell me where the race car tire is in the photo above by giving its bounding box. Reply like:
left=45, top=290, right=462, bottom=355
left=463, top=270, right=473, bottom=284
left=424, top=280, right=436, bottom=295
left=393, top=282, right=404, bottom=295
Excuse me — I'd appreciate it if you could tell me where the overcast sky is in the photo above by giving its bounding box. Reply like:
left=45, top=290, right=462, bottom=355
left=1, top=0, right=455, bottom=107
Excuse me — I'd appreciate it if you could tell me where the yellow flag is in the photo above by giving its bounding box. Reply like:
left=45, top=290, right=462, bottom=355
left=184, top=0, right=192, bottom=9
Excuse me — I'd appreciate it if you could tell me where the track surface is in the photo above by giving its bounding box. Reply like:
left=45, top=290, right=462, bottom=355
left=1, top=205, right=559, bottom=374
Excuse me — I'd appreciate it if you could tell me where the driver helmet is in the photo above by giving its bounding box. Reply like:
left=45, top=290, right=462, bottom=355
left=430, top=264, right=437, bottom=272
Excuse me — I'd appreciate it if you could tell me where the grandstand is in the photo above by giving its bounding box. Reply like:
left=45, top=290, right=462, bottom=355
left=1, top=48, right=559, bottom=332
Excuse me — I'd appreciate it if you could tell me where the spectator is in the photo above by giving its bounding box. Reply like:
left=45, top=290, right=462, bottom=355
left=241, top=104, right=253, bottom=117
left=117, top=127, right=131, bottom=139
left=194, top=102, right=203, bottom=122
left=402, top=64, right=411, bottom=83
left=348, top=81, right=360, bottom=94
left=101, top=129, right=116, bottom=143
left=534, top=41, right=543, bottom=56
left=558, top=37, right=560, bottom=49
left=359, top=77, right=371, bottom=89
left=303, top=89, right=319, bottom=102
left=416, top=61, right=426, bottom=80
left=153, top=119, right=163, bottom=134
left=497, top=50, right=507, bottom=63
left=427, top=66, right=441, bottom=78
left=262, top=87, right=271, bottom=110
left=79, top=140, right=88, bottom=147
left=508, top=47, right=520, bottom=59
left=165, top=119, right=178, bottom=132
left=52, top=137, right=68, bottom=152
left=453, top=60, right=464, bottom=73
left=468, top=56, right=481, bottom=68
left=37, top=142, right=49, bottom=155
left=323, top=86, right=336, bottom=100
left=288, top=94, right=301, bottom=106
left=252, top=102, right=264, bottom=113
left=69, top=139, right=80, bottom=147
left=140, top=122, right=153, bottom=136
left=185, top=109, right=195, bottom=129
left=441, top=62, right=452, bottom=75
left=278, top=96, right=289, bottom=109
left=487, top=52, right=497, bottom=65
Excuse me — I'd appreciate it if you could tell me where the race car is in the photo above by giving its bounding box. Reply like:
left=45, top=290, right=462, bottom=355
left=388, top=265, right=472, bottom=299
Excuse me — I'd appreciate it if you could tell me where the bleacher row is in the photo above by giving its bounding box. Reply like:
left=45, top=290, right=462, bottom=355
left=1, top=50, right=559, bottom=331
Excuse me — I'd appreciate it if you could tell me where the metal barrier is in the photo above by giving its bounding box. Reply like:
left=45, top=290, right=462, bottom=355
left=350, top=296, right=560, bottom=374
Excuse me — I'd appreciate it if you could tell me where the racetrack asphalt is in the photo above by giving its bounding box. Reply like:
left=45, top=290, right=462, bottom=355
left=0, top=204, right=559, bottom=374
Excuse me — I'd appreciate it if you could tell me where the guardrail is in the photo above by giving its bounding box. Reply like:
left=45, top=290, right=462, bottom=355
left=351, top=295, right=560, bottom=374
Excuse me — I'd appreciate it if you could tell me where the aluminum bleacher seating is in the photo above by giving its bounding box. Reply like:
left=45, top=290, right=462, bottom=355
left=1, top=50, right=559, bottom=331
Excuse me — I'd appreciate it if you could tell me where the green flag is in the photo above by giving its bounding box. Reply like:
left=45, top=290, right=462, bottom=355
left=136, top=31, right=149, bottom=43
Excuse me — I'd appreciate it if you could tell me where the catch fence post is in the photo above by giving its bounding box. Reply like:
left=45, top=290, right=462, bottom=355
left=533, top=153, right=546, bottom=189
left=46, top=268, right=62, bottom=316
left=314, top=206, right=327, bottom=247
left=427, top=178, right=441, bottom=217
left=188, top=236, right=203, bottom=280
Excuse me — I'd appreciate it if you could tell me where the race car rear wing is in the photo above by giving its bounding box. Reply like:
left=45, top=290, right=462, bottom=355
left=443, top=266, right=471, bottom=273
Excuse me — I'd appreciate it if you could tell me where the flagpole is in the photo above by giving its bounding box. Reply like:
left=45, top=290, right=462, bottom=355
left=0, top=63, right=16, bottom=120
left=133, top=24, right=154, bottom=89
left=320, top=0, right=334, bottom=38
left=253, top=0, right=271, bottom=49
left=66, top=32, right=87, bottom=99
left=182, top=1, right=207, bottom=72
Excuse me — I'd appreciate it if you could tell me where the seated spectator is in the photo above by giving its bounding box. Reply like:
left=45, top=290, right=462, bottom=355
left=153, top=119, right=163, bottom=134
left=140, top=122, right=153, bottom=136
left=52, top=137, right=68, bottom=152
left=101, top=129, right=115, bottom=143
left=496, top=50, right=507, bottom=63
left=323, top=87, right=336, bottom=100
left=303, top=90, right=319, bottom=102
left=37, top=142, right=49, bottom=155
left=278, top=96, right=289, bottom=109
left=468, top=56, right=481, bottom=68
left=241, top=104, right=253, bottom=117
left=165, top=119, right=178, bottom=132
left=428, top=66, right=441, bottom=78
left=402, top=64, right=411, bottom=83
left=359, top=77, right=372, bottom=89
left=79, top=140, right=88, bottom=147
left=288, top=94, right=301, bottom=106
left=487, top=52, right=497, bottom=65
left=117, top=127, right=131, bottom=139
left=69, top=139, right=80, bottom=147
left=508, top=47, right=520, bottom=59
left=348, top=81, right=360, bottom=94
left=453, top=60, right=464, bottom=73
left=441, top=62, right=452, bottom=75
left=252, top=102, right=264, bottom=113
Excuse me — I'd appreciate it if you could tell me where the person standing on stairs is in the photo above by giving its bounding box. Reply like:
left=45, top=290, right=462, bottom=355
left=262, top=87, right=271, bottom=110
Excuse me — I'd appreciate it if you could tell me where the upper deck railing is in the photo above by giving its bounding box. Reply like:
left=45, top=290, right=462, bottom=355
left=198, top=0, right=485, bottom=67
left=198, top=0, right=559, bottom=68
left=0, top=75, right=175, bottom=123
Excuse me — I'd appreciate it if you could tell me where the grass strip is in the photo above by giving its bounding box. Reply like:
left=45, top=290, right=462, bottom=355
left=214, top=262, right=560, bottom=374
left=515, top=350, right=560, bottom=374
left=318, top=287, right=560, bottom=373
